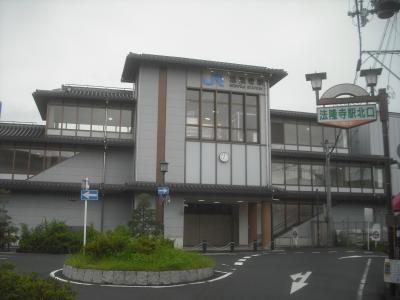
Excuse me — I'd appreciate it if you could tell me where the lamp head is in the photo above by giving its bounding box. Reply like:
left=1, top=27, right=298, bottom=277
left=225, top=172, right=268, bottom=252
left=305, top=72, right=327, bottom=91
left=360, top=68, right=382, bottom=87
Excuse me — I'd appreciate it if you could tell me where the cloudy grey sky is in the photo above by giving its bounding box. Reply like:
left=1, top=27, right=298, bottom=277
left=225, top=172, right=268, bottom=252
left=0, top=0, right=399, bottom=123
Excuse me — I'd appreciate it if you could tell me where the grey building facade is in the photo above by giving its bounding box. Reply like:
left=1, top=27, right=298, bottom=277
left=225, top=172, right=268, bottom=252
left=0, top=53, right=396, bottom=248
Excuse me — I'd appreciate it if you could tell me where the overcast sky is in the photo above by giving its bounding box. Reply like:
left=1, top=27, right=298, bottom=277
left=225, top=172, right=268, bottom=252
left=0, top=0, right=399, bottom=123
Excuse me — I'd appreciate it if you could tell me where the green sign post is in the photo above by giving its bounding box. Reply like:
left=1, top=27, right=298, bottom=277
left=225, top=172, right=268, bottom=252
left=317, top=104, right=377, bottom=128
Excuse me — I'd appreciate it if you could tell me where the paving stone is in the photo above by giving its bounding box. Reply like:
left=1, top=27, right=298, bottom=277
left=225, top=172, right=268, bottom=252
left=102, top=271, right=114, bottom=284
left=136, top=271, right=147, bottom=285
left=113, top=271, right=125, bottom=285
left=91, top=270, right=103, bottom=283
left=83, top=269, right=93, bottom=282
left=159, top=271, right=172, bottom=285
left=147, top=272, right=160, bottom=285
left=124, top=271, right=137, bottom=285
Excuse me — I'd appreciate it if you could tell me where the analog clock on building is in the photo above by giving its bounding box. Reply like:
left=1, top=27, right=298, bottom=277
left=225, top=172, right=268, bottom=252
left=218, top=152, right=229, bottom=163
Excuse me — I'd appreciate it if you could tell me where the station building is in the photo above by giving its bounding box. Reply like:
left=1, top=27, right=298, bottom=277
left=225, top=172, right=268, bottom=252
left=0, top=53, right=398, bottom=248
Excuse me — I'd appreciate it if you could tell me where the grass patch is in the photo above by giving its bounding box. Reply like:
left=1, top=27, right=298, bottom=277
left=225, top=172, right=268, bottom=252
left=65, top=248, right=214, bottom=271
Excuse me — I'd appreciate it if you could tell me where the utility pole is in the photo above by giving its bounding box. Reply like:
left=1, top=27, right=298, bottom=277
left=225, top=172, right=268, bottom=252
left=323, top=140, right=333, bottom=247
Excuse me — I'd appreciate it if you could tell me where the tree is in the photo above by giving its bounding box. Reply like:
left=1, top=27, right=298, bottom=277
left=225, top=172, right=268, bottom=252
left=0, top=189, right=18, bottom=251
left=128, top=193, right=163, bottom=237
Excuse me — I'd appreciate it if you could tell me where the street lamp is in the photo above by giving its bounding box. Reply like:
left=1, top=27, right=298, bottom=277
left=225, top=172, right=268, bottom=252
left=360, top=68, right=382, bottom=96
left=305, top=72, right=327, bottom=105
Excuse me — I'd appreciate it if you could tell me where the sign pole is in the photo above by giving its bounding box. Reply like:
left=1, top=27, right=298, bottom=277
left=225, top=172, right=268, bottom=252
left=367, top=222, right=370, bottom=251
left=83, top=199, right=87, bottom=248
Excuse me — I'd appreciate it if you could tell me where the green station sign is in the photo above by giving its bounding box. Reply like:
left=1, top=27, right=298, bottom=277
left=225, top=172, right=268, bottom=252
left=317, top=104, right=377, bottom=128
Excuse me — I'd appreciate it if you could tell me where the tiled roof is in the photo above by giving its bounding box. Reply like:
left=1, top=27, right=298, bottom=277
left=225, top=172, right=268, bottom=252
left=33, top=85, right=135, bottom=120
left=121, top=53, right=287, bottom=87
left=0, top=123, right=134, bottom=147
left=0, top=123, right=45, bottom=139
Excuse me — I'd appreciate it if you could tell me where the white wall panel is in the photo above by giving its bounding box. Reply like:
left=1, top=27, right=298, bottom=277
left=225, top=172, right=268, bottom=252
left=247, top=145, right=261, bottom=186
left=186, top=141, right=200, bottom=183
left=261, top=146, right=267, bottom=186
left=217, top=143, right=231, bottom=185
left=165, top=68, right=186, bottom=183
left=232, top=144, right=246, bottom=185
left=135, top=65, right=159, bottom=182
left=201, top=143, right=216, bottom=184
left=238, top=204, right=248, bottom=245
left=187, top=69, right=201, bottom=88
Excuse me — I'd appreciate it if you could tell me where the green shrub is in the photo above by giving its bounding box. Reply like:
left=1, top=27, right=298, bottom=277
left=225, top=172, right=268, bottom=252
left=18, top=220, right=98, bottom=254
left=0, top=192, right=19, bottom=251
left=0, top=261, right=76, bottom=300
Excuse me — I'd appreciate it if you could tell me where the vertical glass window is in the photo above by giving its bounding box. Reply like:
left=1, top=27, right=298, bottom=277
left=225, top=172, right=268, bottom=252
left=271, top=121, right=284, bottom=144
left=245, top=95, right=258, bottom=143
left=272, top=161, right=285, bottom=185
left=285, top=162, right=298, bottom=185
left=299, top=164, right=312, bottom=185
left=337, top=165, right=350, bottom=187
left=284, top=123, right=297, bottom=145
left=201, top=91, right=215, bottom=139
left=107, top=108, right=121, bottom=138
left=29, top=149, right=45, bottom=176
left=350, top=165, right=361, bottom=188
left=45, top=149, right=60, bottom=169
left=77, top=107, right=91, bottom=131
left=297, top=123, right=311, bottom=146
left=337, top=129, right=348, bottom=148
left=231, top=93, right=244, bottom=142
left=186, top=90, right=200, bottom=138
left=312, top=164, right=325, bottom=186
left=62, top=106, right=77, bottom=130
left=92, top=108, right=106, bottom=132
left=374, top=167, right=384, bottom=189
left=330, top=164, right=337, bottom=187
left=13, top=148, right=29, bottom=180
left=323, top=126, right=336, bottom=144
left=311, top=125, right=323, bottom=146
left=47, top=105, right=63, bottom=133
left=216, top=92, right=229, bottom=141
left=121, top=109, right=132, bottom=139
left=361, top=166, right=373, bottom=188
left=0, top=146, right=14, bottom=179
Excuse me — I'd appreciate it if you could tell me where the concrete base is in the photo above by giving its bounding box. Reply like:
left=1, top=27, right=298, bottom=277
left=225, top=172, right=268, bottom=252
left=63, top=265, right=214, bottom=285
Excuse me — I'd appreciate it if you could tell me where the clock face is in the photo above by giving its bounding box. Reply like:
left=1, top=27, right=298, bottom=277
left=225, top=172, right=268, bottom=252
left=218, top=152, right=229, bottom=163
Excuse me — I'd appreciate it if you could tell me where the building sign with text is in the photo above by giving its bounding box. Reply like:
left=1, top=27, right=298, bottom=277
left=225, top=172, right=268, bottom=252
left=201, top=71, right=265, bottom=94
left=317, top=104, right=377, bottom=128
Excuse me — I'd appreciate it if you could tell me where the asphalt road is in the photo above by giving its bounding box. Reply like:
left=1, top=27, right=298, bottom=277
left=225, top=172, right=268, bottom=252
left=0, top=248, right=386, bottom=300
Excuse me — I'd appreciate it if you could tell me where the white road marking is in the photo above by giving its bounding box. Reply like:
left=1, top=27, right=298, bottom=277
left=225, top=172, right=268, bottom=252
left=357, top=259, right=371, bottom=300
left=328, top=250, right=337, bottom=253
left=338, top=255, right=386, bottom=260
left=294, top=252, right=304, bottom=254
left=290, top=271, right=312, bottom=295
left=237, top=259, right=247, bottom=262
left=312, top=251, right=320, bottom=254
left=243, top=256, right=251, bottom=259
left=50, top=269, right=233, bottom=288
left=234, top=262, right=243, bottom=265
left=252, top=254, right=261, bottom=257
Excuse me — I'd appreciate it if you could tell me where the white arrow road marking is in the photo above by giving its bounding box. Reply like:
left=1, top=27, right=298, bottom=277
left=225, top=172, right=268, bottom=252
left=338, top=255, right=386, bottom=260
left=234, top=262, right=243, bottom=265
left=290, top=271, right=311, bottom=295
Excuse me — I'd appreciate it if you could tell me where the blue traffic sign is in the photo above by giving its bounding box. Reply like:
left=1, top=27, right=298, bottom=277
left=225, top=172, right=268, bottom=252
left=157, top=186, right=169, bottom=196
left=80, top=189, right=98, bottom=201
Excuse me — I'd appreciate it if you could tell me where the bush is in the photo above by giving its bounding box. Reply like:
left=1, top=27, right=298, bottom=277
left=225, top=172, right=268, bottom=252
left=0, top=191, right=19, bottom=251
left=0, top=261, right=76, bottom=300
left=18, top=220, right=97, bottom=254
left=85, top=228, right=130, bottom=258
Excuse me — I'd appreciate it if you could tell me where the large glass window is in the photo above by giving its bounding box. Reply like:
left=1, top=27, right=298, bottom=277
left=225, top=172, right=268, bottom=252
left=14, top=148, right=29, bottom=180
left=311, top=125, right=323, bottom=146
left=77, top=107, right=91, bottom=135
left=29, top=149, right=45, bottom=176
left=297, top=123, right=311, bottom=146
left=245, top=95, right=258, bottom=143
left=186, top=90, right=200, bottom=138
left=284, top=123, right=297, bottom=145
left=312, top=164, right=325, bottom=186
left=120, top=109, right=132, bottom=138
left=45, top=149, right=60, bottom=169
left=62, top=106, right=77, bottom=131
left=0, top=146, right=14, bottom=179
left=323, top=126, right=336, bottom=144
left=216, top=92, right=229, bottom=141
left=271, top=121, right=284, bottom=144
left=47, top=105, right=63, bottom=129
left=337, top=129, right=348, bottom=148
left=201, top=91, right=215, bottom=140
left=299, top=164, right=312, bottom=185
left=337, top=165, right=350, bottom=187
left=374, top=167, right=384, bottom=189
left=350, top=165, right=361, bottom=188
left=330, top=164, right=337, bottom=187
left=272, top=161, right=285, bottom=185
left=231, top=94, right=244, bottom=142
left=361, top=166, right=373, bottom=188
left=285, top=162, right=298, bottom=185
left=92, top=107, right=106, bottom=136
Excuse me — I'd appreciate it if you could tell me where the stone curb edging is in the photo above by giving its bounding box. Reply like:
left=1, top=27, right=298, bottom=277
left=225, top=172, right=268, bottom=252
left=62, top=265, right=214, bottom=285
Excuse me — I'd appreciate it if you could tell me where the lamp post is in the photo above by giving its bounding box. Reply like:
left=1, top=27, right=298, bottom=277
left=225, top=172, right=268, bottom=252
left=305, top=72, right=327, bottom=105
left=158, top=161, right=168, bottom=225
left=360, top=68, right=382, bottom=96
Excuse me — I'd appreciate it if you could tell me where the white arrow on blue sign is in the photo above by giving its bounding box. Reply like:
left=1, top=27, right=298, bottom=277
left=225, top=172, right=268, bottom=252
left=157, top=186, right=169, bottom=196
left=80, top=189, right=98, bottom=201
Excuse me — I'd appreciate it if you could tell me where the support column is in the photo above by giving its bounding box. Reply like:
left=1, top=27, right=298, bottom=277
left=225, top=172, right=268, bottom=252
left=261, top=201, right=272, bottom=250
left=238, top=204, right=248, bottom=245
left=248, top=203, right=258, bottom=244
